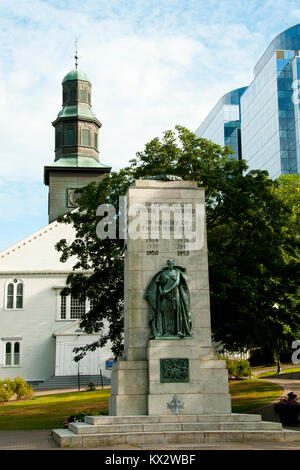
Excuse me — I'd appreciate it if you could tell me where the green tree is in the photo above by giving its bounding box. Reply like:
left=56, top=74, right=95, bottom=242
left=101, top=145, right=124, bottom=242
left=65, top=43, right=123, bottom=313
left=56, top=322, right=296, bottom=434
left=56, top=126, right=300, bottom=360
left=264, top=173, right=300, bottom=360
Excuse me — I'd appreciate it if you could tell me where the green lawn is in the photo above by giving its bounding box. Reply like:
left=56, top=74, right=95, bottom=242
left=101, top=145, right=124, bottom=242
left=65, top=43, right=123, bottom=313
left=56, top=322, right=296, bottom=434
left=0, top=390, right=110, bottom=430
left=256, top=367, right=300, bottom=378
left=230, top=379, right=283, bottom=413
left=0, top=380, right=283, bottom=430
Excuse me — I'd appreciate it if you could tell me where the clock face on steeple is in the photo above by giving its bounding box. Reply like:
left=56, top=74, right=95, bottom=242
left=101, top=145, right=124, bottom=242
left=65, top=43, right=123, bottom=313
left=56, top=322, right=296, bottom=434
left=44, top=63, right=111, bottom=223
left=67, top=188, right=81, bottom=208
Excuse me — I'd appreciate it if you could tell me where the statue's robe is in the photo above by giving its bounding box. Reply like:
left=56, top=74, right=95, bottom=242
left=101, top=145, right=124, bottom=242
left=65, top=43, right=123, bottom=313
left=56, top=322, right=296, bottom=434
left=145, top=266, right=192, bottom=339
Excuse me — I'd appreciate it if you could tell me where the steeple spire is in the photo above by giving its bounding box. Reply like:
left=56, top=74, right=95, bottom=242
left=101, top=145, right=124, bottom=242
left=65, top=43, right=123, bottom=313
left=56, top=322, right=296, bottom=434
left=74, top=39, right=78, bottom=69
left=44, top=62, right=111, bottom=223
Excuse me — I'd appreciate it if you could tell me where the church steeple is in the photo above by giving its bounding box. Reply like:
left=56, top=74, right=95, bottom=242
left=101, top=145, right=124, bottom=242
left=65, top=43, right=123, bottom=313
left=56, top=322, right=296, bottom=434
left=44, top=64, right=111, bottom=223
left=52, top=67, right=102, bottom=164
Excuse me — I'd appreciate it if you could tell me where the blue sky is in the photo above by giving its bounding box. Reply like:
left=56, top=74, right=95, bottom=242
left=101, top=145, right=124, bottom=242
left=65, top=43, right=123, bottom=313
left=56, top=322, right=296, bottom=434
left=1, top=0, right=300, bottom=250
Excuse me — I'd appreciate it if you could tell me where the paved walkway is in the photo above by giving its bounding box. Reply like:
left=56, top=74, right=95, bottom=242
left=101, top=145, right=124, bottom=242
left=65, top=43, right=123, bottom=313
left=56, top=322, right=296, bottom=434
left=1, top=430, right=300, bottom=450
left=0, top=373, right=299, bottom=450
left=249, top=371, right=300, bottom=427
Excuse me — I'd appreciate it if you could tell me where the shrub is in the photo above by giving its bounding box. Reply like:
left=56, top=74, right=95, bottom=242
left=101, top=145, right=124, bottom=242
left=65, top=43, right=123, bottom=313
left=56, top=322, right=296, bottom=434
left=0, top=379, right=15, bottom=402
left=274, top=392, right=298, bottom=412
left=224, top=358, right=237, bottom=379
left=219, top=357, right=251, bottom=379
left=11, top=377, right=33, bottom=400
left=63, top=410, right=92, bottom=428
left=235, top=359, right=252, bottom=379
left=86, top=382, right=96, bottom=392
left=63, top=409, right=109, bottom=427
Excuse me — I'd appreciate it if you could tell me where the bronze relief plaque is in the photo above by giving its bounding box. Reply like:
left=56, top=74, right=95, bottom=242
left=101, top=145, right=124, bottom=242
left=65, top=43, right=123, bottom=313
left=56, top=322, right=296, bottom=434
left=160, top=358, right=189, bottom=383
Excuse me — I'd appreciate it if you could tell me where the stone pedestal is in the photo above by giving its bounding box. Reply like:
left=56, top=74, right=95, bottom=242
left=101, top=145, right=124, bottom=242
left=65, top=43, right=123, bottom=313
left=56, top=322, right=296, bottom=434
left=147, top=339, right=230, bottom=415
left=53, top=178, right=300, bottom=446
left=109, top=179, right=231, bottom=416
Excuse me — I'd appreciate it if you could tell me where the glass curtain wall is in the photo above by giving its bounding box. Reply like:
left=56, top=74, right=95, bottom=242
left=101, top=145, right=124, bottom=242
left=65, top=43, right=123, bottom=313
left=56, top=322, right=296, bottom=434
left=196, top=24, right=300, bottom=178
left=241, top=54, right=280, bottom=177
left=195, top=88, right=247, bottom=160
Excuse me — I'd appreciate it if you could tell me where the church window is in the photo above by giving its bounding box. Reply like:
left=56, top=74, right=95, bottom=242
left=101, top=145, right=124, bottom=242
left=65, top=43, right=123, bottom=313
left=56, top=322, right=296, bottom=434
left=60, top=295, right=66, bottom=319
left=3, top=340, right=21, bottom=367
left=69, top=83, right=77, bottom=102
left=88, top=92, right=91, bottom=104
left=67, top=188, right=81, bottom=208
left=94, top=132, right=98, bottom=149
left=5, top=342, right=11, bottom=366
left=71, top=238, right=85, bottom=248
left=16, top=283, right=23, bottom=309
left=14, top=342, right=20, bottom=366
left=70, top=297, right=86, bottom=319
left=57, top=292, right=90, bottom=320
left=80, top=89, right=87, bottom=102
left=64, top=128, right=75, bottom=146
left=6, top=283, right=14, bottom=309
left=82, top=129, right=90, bottom=146
left=6, top=279, right=24, bottom=310
left=55, top=129, right=62, bottom=149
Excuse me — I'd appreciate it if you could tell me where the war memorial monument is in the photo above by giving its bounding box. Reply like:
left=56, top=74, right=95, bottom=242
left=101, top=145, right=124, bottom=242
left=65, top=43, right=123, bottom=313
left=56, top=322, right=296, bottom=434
left=53, top=178, right=300, bottom=447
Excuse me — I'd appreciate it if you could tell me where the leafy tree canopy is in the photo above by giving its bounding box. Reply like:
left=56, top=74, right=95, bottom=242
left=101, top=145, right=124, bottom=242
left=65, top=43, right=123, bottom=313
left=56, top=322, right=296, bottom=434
left=56, top=126, right=300, bottom=360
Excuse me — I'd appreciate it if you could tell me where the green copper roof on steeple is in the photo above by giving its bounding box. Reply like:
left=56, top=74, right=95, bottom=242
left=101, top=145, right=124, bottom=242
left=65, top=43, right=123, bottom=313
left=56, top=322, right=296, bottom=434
left=62, top=69, right=90, bottom=83
left=56, top=104, right=98, bottom=120
left=50, top=155, right=110, bottom=168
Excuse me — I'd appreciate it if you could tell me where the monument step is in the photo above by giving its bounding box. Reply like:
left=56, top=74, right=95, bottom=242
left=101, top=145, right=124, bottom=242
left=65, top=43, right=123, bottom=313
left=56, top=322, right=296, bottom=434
left=68, top=420, right=282, bottom=435
left=85, top=413, right=262, bottom=425
left=52, top=429, right=300, bottom=448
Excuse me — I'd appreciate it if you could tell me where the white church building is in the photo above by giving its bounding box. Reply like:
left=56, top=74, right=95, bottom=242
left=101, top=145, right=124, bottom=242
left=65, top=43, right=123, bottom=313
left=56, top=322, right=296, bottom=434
left=0, top=65, right=114, bottom=387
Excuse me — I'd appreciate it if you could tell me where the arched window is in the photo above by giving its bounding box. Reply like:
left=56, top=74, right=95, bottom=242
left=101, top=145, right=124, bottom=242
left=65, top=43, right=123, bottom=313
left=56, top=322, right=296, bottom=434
left=3, top=340, right=21, bottom=366
left=5, top=342, right=11, bottom=366
left=16, top=283, right=23, bottom=309
left=6, top=283, right=14, bottom=309
left=14, top=342, right=20, bottom=365
left=6, top=279, right=24, bottom=309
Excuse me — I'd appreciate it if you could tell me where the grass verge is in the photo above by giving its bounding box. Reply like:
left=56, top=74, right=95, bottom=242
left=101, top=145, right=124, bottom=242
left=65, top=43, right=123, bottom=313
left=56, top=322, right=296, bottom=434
left=0, top=380, right=283, bottom=430
left=256, top=367, right=300, bottom=378
left=0, top=390, right=110, bottom=430
left=230, top=379, right=283, bottom=413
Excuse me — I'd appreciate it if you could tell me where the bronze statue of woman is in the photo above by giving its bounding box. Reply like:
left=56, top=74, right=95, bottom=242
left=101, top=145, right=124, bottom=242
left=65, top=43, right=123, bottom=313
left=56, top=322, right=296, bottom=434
left=145, top=259, right=192, bottom=339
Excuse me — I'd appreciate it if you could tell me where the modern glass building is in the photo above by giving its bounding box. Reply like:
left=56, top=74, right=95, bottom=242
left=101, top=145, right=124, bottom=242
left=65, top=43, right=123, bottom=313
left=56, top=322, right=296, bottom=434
left=196, top=24, right=300, bottom=178
left=195, top=87, right=247, bottom=160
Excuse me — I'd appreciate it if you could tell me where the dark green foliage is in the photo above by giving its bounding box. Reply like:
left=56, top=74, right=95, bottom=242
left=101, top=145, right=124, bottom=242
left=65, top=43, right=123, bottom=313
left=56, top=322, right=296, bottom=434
left=56, top=126, right=300, bottom=360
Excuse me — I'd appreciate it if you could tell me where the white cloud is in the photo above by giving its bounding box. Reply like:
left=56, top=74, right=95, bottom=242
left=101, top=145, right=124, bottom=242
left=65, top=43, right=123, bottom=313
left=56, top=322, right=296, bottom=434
left=0, top=0, right=299, bottom=247
left=0, top=1, right=268, bottom=181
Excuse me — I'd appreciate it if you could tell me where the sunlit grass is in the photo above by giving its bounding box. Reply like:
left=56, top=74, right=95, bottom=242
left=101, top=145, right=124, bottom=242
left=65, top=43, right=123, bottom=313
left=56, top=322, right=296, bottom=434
left=230, top=379, right=283, bottom=413
left=256, top=367, right=300, bottom=378
left=0, top=390, right=110, bottom=430
left=0, top=380, right=284, bottom=430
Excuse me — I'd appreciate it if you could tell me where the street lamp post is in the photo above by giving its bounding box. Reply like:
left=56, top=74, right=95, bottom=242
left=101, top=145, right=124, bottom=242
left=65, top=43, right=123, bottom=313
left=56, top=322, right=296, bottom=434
left=77, top=362, right=80, bottom=392
left=277, top=338, right=282, bottom=374
left=273, top=304, right=281, bottom=375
